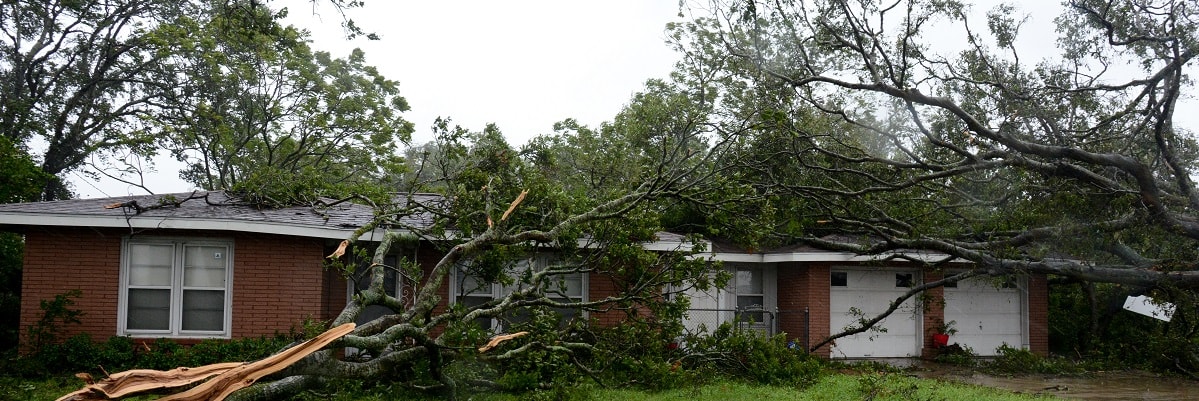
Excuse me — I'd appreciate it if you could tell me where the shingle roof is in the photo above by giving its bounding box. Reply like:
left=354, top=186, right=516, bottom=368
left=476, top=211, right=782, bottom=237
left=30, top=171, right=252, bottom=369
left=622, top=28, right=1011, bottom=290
left=0, top=191, right=441, bottom=240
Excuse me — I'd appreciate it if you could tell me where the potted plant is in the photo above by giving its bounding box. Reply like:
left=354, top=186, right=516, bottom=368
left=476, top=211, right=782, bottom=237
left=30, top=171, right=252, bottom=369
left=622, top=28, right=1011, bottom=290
left=931, top=319, right=957, bottom=348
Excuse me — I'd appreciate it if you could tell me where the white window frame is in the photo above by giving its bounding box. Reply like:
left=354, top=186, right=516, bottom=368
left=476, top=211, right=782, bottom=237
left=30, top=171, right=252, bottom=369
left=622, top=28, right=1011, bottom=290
left=450, top=254, right=588, bottom=331
left=117, top=237, right=234, bottom=339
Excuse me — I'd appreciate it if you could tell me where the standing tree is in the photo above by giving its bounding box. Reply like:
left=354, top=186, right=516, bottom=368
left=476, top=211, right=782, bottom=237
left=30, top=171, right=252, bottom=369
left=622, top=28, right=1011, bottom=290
left=671, top=0, right=1199, bottom=354
left=147, top=2, right=411, bottom=204
left=0, top=0, right=377, bottom=201
left=0, top=0, right=194, bottom=200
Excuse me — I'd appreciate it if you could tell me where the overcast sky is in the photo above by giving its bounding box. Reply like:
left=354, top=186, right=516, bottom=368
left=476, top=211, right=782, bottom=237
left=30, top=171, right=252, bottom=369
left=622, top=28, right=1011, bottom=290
left=71, top=1, right=1114, bottom=199
left=71, top=1, right=685, bottom=198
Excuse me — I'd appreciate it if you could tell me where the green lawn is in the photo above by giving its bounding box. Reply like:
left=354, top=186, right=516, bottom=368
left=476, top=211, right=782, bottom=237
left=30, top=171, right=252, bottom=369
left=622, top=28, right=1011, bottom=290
left=3, top=373, right=1057, bottom=401
left=583, top=375, right=1057, bottom=401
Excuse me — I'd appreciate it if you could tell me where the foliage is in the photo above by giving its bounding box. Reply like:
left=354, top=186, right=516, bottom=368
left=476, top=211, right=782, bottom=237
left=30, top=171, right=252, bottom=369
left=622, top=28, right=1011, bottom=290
left=933, top=344, right=978, bottom=368
left=0, top=0, right=378, bottom=200
left=588, top=316, right=695, bottom=390
left=656, top=0, right=1199, bottom=356
left=22, top=290, right=83, bottom=356
left=0, top=0, right=193, bottom=199
left=8, top=332, right=299, bottom=378
left=984, top=345, right=1086, bottom=376
left=1049, top=281, right=1199, bottom=374
left=0, top=234, right=25, bottom=356
left=148, top=2, right=411, bottom=204
left=681, top=323, right=823, bottom=387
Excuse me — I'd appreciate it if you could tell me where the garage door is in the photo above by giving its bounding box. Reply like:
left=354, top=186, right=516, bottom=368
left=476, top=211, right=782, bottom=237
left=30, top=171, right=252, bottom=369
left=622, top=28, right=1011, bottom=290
left=943, top=275, right=1025, bottom=356
left=829, top=269, right=921, bottom=358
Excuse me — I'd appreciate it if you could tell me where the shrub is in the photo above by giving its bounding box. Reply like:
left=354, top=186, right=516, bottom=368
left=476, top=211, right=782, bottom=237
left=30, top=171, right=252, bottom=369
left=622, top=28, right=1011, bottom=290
left=985, top=344, right=1084, bottom=375
left=24, top=290, right=83, bottom=354
left=589, top=315, right=693, bottom=390
left=681, top=323, right=823, bottom=387
left=12, top=334, right=295, bottom=378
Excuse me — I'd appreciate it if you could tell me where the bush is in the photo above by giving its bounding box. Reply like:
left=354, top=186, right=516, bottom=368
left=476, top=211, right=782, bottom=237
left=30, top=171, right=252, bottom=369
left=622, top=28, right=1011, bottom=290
left=985, top=344, right=1084, bottom=375
left=10, top=334, right=295, bottom=378
left=589, top=315, right=693, bottom=390
left=681, top=323, right=823, bottom=387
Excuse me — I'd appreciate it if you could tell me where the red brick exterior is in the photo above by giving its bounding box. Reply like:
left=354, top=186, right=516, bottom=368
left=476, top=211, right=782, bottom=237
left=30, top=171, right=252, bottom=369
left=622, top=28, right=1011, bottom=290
left=775, top=262, right=831, bottom=357
left=19, top=228, right=344, bottom=346
left=587, top=274, right=624, bottom=327
left=229, top=233, right=331, bottom=338
left=1027, top=273, right=1049, bottom=355
left=921, top=269, right=946, bottom=356
left=20, top=228, right=122, bottom=345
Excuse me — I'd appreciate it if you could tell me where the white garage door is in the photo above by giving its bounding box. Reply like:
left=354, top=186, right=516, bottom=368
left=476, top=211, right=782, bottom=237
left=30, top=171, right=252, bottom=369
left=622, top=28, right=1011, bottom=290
left=943, top=275, right=1025, bottom=356
left=829, top=269, right=921, bottom=358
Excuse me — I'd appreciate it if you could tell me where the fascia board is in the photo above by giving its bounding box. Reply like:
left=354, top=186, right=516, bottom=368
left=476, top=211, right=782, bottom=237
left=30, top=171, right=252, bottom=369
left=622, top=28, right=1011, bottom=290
left=762, top=251, right=955, bottom=263
left=641, top=241, right=701, bottom=252
left=702, top=253, right=765, bottom=263
left=0, top=212, right=395, bottom=240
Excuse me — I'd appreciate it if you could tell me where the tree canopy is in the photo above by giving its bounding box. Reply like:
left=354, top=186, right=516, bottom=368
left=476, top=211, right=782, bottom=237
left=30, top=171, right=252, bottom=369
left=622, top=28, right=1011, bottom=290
left=664, top=0, right=1199, bottom=289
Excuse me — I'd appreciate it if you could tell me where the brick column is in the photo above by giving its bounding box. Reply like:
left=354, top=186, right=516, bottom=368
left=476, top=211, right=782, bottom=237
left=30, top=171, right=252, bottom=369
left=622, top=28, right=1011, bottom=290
left=921, top=269, right=945, bottom=357
left=803, top=263, right=831, bottom=357
left=1027, top=273, right=1049, bottom=355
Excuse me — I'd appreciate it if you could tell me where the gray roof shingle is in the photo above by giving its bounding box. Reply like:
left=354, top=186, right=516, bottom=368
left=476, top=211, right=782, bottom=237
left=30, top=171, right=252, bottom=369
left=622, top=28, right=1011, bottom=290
left=0, top=191, right=441, bottom=240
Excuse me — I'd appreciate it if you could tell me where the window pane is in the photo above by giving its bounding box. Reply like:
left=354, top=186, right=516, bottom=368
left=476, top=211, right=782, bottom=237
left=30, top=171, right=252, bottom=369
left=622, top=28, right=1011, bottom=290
left=552, top=297, right=581, bottom=323
left=456, top=265, right=493, bottom=296
left=184, top=246, right=227, bottom=287
left=129, top=244, right=174, bottom=286
left=127, top=289, right=170, bottom=330
left=458, top=296, right=494, bottom=330
left=895, top=273, right=914, bottom=288
left=736, top=295, right=765, bottom=324
left=561, top=274, right=583, bottom=298
left=737, top=295, right=764, bottom=310
left=736, top=267, right=763, bottom=294
left=831, top=271, right=848, bottom=287
left=182, top=290, right=225, bottom=331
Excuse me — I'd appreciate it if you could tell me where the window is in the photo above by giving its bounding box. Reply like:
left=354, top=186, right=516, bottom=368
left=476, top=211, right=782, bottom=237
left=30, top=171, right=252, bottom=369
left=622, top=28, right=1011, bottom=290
left=351, top=255, right=401, bottom=326
left=831, top=271, right=848, bottom=287
left=895, top=273, right=914, bottom=288
left=119, top=238, right=232, bottom=338
left=454, top=263, right=501, bottom=330
left=451, top=254, right=586, bottom=331
left=734, top=266, right=766, bottom=324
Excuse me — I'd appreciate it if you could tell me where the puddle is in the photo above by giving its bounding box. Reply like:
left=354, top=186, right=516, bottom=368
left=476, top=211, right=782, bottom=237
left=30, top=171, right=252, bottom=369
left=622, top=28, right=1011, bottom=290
left=910, top=363, right=1198, bottom=400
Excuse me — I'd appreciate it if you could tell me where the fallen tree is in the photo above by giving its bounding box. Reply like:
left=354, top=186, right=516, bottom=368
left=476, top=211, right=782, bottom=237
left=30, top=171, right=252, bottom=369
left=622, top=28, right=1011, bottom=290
left=673, top=0, right=1199, bottom=352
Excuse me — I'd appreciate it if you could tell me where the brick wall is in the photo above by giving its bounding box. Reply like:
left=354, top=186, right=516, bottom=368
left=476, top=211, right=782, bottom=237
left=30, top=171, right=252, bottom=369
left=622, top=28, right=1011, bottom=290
left=19, top=228, right=335, bottom=345
left=229, top=232, right=326, bottom=338
left=587, top=273, right=626, bottom=327
left=1028, top=273, right=1049, bottom=355
left=801, top=263, right=832, bottom=357
left=921, top=269, right=945, bottom=356
left=20, top=228, right=122, bottom=345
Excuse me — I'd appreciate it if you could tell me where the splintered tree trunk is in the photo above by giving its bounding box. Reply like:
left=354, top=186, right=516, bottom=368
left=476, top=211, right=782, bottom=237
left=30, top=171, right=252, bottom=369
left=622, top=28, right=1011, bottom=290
left=57, top=323, right=355, bottom=401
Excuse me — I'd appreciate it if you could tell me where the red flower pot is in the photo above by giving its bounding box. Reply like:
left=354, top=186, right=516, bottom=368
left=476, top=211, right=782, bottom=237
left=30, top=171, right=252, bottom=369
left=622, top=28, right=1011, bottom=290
left=932, top=333, right=950, bottom=347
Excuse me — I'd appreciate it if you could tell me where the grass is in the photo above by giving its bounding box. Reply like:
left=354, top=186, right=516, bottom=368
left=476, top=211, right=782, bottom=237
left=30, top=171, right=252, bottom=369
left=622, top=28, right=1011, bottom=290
left=590, top=375, right=1055, bottom=401
left=2, top=373, right=1057, bottom=401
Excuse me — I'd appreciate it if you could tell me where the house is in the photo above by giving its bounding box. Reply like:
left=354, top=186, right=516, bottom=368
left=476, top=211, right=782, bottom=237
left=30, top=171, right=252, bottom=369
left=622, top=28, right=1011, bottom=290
left=0, top=191, right=1047, bottom=358
left=683, top=240, right=1049, bottom=358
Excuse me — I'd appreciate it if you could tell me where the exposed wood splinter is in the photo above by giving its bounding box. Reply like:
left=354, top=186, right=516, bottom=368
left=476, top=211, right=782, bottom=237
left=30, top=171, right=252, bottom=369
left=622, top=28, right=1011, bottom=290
left=478, top=331, right=529, bottom=353
left=57, top=323, right=355, bottom=401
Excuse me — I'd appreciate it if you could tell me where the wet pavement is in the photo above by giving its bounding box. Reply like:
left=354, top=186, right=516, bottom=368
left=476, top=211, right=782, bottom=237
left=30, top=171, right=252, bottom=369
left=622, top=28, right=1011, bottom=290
left=909, top=363, right=1198, bottom=400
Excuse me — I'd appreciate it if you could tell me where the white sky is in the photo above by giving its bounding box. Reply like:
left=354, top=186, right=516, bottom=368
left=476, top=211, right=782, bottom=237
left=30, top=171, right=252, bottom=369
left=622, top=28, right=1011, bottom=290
left=72, top=1, right=686, bottom=198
